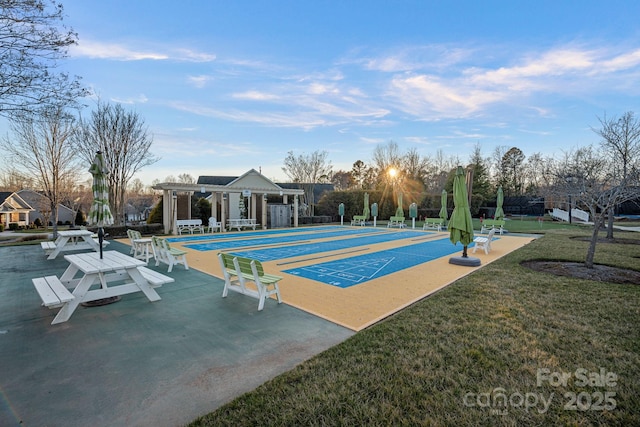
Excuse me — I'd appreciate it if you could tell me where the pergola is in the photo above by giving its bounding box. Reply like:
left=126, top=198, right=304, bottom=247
left=152, top=169, right=305, bottom=234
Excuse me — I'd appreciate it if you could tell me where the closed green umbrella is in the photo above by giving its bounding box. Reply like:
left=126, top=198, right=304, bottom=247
left=88, top=151, right=114, bottom=258
left=449, top=166, right=474, bottom=257
left=494, top=186, right=505, bottom=221
left=439, top=189, right=448, bottom=222
left=395, top=192, right=404, bottom=217
left=363, top=192, right=370, bottom=220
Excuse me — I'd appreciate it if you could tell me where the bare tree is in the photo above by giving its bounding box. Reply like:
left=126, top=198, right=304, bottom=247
left=524, top=152, right=553, bottom=195
left=177, top=173, right=195, bottom=184
left=402, top=147, right=430, bottom=189
left=0, top=0, right=88, bottom=118
left=282, top=150, right=332, bottom=216
left=551, top=146, right=638, bottom=268
left=592, top=111, right=640, bottom=237
left=371, top=140, right=402, bottom=184
left=1, top=106, right=79, bottom=236
left=0, top=167, right=36, bottom=191
left=331, top=170, right=354, bottom=191
left=427, top=149, right=458, bottom=192
left=127, top=178, right=157, bottom=223
left=74, top=102, right=159, bottom=226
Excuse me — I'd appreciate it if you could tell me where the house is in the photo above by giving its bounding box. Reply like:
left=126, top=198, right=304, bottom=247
left=0, top=190, right=74, bottom=228
left=0, top=191, right=33, bottom=228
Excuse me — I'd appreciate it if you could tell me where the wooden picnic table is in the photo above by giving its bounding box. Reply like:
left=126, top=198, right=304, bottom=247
left=41, top=229, right=105, bottom=260
left=33, top=251, right=173, bottom=325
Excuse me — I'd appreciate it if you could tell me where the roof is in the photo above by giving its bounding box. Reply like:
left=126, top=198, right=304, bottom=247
left=197, top=176, right=237, bottom=186
left=0, top=191, right=34, bottom=212
left=0, top=192, right=12, bottom=204
left=154, top=169, right=305, bottom=196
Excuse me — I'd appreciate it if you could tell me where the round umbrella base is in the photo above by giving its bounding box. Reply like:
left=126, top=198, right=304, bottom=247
left=81, top=296, right=121, bottom=307
left=449, top=256, right=481, bottom=267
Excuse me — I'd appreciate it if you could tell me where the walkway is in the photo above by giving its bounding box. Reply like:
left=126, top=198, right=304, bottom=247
left=0, top=241, right=353, bottom=427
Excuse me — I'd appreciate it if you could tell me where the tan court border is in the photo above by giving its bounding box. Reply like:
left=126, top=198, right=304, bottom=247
left=122, top=227, right=536, bottom=331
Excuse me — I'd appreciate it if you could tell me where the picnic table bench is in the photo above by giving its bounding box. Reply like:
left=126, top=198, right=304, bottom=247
left=41, top=229, right=109, bottom=260
left=423, top=218, right=445, bottom=231
left=387, top=216, right=406, bottom=228
left=481, top=219, right=506, bottom=235
left=32, top=276, right=74, bottom=309
left=218, top=252, right=282, bottom=311
left=227, top=218, right=259, bottom=231
left=176, top=219, right=204, bottom=234
left=350, top=215, right=367, bottom=226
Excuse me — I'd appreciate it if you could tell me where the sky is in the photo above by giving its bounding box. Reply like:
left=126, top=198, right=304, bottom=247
left=3, top=0, right=640, bottom=185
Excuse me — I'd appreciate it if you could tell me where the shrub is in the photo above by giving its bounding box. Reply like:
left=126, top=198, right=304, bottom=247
left=148, top=200, right=163, bottom=224
left=75, top=210, right=84, bottom=226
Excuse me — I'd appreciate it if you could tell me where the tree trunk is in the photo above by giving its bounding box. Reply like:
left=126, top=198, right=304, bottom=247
left=606, top=208, right=614, bottom=239
left=51, top=199, right=59, bottom=240
left=585, top=215, right=603, bottom=268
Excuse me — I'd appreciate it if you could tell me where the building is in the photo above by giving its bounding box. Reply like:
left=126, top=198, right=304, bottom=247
left=0, top=190, right=75, bottom=228
left=153, top=169, right=305, bottom=234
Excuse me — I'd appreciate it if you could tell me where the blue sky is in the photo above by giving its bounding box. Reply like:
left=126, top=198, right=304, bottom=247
left=5, top=1, right=640, bottom=185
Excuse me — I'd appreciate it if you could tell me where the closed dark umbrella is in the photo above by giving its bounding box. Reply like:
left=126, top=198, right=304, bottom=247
left=88, top=151, right=114, bottom=259
left=449, top=166, right=474, bottom=257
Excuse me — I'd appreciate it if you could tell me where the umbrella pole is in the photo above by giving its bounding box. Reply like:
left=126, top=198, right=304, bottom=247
left=98, top=227, right=104, bottom=259
left=462, top=245, right=468, bottom=258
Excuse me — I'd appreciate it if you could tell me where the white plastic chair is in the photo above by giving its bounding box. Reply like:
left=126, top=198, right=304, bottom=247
left=472, top=228, right=496, bottom=254
left=207, top=217, right=222, bottom=233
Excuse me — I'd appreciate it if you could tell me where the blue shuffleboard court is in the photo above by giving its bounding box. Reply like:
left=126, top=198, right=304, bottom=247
left=282, top=237, right=463, bottom=288
left=167, top=225, right=350, bottom=244
left=183, top=228, right=424, bottom=252
left=227, top=230, right=428, bottom=261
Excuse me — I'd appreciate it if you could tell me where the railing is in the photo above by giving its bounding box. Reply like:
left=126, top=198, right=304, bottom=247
left=571, top=208, right=589, bottom=222
left=550, top=208, right=589, bottom=223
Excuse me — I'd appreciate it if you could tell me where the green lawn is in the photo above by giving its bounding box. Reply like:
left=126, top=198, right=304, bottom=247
left=189, top=227, right=640, bottom=426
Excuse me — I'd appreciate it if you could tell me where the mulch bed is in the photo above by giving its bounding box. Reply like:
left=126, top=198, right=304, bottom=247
left=521, top=260, right=640, bottom=285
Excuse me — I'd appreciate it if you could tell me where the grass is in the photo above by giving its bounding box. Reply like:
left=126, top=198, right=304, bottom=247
left=189, top=228, right=640, bottom=426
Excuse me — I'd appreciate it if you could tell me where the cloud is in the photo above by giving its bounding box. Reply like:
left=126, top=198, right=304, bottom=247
left=71, top=39, right=216, bottom=62
left=187, top=75, right=213, bottom=88
left=389, top=74, right=507, bottom=118
left=384, top=43, right=640, bottom=120
left=232, top=91, right=280, bottom=101
left=597, top=48, right=640, bottom=73
left=111, top=94, right=149, bottom=104
left=159, top=41, right=640, bottom=132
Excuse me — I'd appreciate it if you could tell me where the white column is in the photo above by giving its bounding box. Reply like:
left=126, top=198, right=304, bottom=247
left=162, top=190, right=171, bottom=234
left=251, top=194, right=257, bottom=220
left=221, top=193, right=227, bottom=232
left=262, top=194, right=267, bottom=229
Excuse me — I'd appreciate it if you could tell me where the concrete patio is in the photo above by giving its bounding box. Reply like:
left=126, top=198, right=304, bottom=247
left=0, top=241, right=354, bottom=427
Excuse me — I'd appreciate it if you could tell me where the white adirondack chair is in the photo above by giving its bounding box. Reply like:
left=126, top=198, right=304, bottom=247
left=472, top=227, right=496, bottom=254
